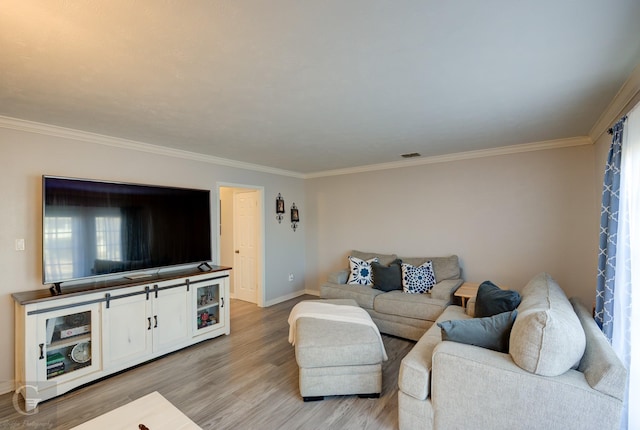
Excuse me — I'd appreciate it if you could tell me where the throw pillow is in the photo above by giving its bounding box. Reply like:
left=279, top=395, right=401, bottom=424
left=401, top=261, right=436, bottom=294
left=371, top=259, right=403, bottom=292
left=438, top=310, right=518, bottom=353
left=347, top=256, right=378, bottom=285
left=474, top=280, right=522, bottom=318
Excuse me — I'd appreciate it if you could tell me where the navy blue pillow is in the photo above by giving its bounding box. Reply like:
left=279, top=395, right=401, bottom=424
left=474, top=280, right=521, bottom=318
left=371, top=259, right=403, bottom=292
left=438, top=310, right=518, bottom=353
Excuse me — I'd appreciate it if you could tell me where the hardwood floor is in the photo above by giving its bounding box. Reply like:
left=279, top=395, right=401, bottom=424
left=0, top=295, right=415, bottom=429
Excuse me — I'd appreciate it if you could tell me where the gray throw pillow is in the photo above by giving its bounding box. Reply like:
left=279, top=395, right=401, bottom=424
left=371, top=259, right=403, bottom=292
left=474, top=280, right=521, bottom=318
left=438, top=310, right=518, bottom=353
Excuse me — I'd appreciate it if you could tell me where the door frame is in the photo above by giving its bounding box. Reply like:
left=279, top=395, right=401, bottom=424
left=216, top=182, right=265, bottom=307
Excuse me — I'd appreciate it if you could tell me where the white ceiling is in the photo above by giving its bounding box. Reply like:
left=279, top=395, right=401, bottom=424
left=2, top=1, right=640, bottom=174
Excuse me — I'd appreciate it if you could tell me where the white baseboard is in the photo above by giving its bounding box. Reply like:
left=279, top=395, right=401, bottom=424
left=0, top=380, right=14, bottom=395
left=263, top=289, right=318, bottom=307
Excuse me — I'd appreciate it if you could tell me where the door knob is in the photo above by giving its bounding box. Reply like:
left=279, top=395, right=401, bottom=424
left=235, top=250, right=240, bottom=254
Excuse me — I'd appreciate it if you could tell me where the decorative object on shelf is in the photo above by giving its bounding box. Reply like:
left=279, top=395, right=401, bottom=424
left=70, top=341, right=91, bottom=363
left=65, top=312, right=89, bottom=326
left=276, top=193, right=285, bottom=223
left=291, top=203, right=300, bottom=231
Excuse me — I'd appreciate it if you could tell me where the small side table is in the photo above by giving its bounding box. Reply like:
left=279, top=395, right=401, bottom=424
left=454, top=282, right=479, bottom=309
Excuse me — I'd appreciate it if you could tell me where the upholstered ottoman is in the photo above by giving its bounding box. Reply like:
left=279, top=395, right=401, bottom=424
left=288, top=299, right=387, bottom=401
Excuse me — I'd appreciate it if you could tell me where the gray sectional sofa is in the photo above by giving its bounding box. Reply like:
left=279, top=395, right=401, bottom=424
left=319, top=251, right=464, bottom=341
left=398, top=272, right=627, bottom=430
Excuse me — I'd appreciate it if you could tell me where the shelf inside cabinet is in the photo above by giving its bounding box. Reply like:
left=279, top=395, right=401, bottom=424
left=197, top=300, right=219, bottom=312
left=46, top=341, right=92, bottom=379
left=196, top=303, right=219, bottom=329
left=48, top=333, right=91, bottom=350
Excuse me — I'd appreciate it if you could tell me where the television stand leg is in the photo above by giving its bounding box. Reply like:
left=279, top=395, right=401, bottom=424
left=49, top=283, right=62, bottom=295
left=198, top=262, right=212, bottom=272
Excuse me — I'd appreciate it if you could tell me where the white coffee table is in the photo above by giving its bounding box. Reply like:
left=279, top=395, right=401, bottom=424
left=71, top=391, right=201, bottom=430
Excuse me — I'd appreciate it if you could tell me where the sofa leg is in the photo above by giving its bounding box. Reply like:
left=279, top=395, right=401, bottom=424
left=303, top=396, right=324, bottom=402
left=358, top=393, right=380, bottom=399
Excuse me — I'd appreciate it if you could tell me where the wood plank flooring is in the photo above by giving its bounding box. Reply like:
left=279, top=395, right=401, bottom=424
left=0, top=295, right=415, bottom=430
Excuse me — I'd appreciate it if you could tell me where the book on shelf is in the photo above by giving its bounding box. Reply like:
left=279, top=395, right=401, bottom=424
left=47, top=369, right=65, bottom=377
left=46, top=352, right=65, bottom=365
left=47, top=362, right=65, bottom=375
left=47, top=362, right=64, bottom=371
left=58, top=324, right=91, bottom=339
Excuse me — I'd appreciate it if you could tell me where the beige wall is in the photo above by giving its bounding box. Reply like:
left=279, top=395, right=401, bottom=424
left=305, top=144, right=598, bottom=308
left=0, top=127, right=306, bottom=393
left=3, top=90, right=637, bottom=396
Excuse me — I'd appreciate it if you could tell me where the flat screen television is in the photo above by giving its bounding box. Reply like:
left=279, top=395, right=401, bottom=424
left=42, top=176, right=212, bottom=286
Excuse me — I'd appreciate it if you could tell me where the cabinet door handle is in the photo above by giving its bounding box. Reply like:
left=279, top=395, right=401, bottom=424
left=39, top=343, right=44, bottom=360
left=221, top=297, right=224, bottom=308
left=147, top=317, right=152, bottom=330
left=154, top=315, right=158, bottom=328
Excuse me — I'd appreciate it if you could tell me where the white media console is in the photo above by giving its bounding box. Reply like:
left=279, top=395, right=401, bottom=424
left=13, top=265, right=230, bottom=411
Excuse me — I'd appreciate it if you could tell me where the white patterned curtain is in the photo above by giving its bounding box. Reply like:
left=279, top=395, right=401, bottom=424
left=596, top=104, right=640, bottom=430
left=618, top=105, right=640, bottom=429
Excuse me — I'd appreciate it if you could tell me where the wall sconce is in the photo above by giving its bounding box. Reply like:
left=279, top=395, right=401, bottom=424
left=276, top=193, right=285, bottom=223
left=291, top=203, right=300, bottom=231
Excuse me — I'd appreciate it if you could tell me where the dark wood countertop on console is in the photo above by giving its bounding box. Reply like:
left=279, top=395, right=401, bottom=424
left=13, top=265, right=232, bottom=306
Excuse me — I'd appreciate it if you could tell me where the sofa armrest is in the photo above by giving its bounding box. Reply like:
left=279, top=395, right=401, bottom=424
left=430, top=341, right=623, bottom=429
left=328, top=269, right=349, bottom=284
left=429, top=279, right=463, bottom=301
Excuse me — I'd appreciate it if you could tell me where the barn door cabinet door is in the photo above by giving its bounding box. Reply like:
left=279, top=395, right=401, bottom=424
left=102, top=279, right=191, bottom=369
left=193, top=274, right=230, bottom=337
left=16, top=299, right=102, bottom=411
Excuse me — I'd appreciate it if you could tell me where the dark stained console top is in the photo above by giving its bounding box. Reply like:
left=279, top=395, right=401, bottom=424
left=13, top=265, right=231, bottom=305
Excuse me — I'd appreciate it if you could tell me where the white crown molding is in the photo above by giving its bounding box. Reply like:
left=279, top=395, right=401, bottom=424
left=589, top=63, right=640, bottom=143
left=0, top=116, right=305, bottom=179
left=0, top=115, right=592, bottom=180
left=304, top=136, right=592, bottom=179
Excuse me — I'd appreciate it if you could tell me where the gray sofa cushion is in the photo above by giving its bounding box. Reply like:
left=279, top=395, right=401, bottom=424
left=374, top=291, right=448, bottom=321
left=371, top=259, right=403, bottom=291
left=350, top=250, right=398, bottom=267
left=572, top=298, right=627, bottom=400
left=319, top=282, right=384, bottom=309
left=401, top=255, right=460, bottom=281
left=327, top=269, right=349, bottom=284
left=509, top=272, right=586, bottom=376
left=438, top=310, right=517, bottom=353
left=474, top=281, right=521, bottom=318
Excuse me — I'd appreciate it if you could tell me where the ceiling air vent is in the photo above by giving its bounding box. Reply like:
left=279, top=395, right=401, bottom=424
left=400, top=152, right=421, bottom=158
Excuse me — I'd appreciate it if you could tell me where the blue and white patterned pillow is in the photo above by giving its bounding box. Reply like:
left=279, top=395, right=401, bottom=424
left=402, top=261, right=436, bottom=294
left=347, top=256, right=379, bottom=285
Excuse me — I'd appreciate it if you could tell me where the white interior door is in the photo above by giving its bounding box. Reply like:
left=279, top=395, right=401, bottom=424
left=233, top=191, right=258, bottom=303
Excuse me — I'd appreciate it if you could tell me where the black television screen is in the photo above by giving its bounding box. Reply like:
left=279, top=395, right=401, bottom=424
left=42, top=176, right=212, bottom=285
